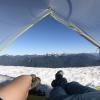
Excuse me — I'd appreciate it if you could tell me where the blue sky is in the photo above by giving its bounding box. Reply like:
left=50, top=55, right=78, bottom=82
left=0, top=16, right=97, bottom=55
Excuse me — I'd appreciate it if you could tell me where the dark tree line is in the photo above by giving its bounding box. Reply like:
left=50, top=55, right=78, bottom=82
left=0, top=53, right=100, bottom=68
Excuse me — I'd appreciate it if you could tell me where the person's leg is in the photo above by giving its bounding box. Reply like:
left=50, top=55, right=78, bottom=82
left=81, top=92, right=100, bottom=100
left=49, top=87, right=68, bottom=100
left=0, top=75, right=35, bottom=100
left=66, top=81, right=97, bottom=94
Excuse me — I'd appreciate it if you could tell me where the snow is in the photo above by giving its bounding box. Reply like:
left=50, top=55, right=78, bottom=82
left=0, top=65, right=100, bottom=96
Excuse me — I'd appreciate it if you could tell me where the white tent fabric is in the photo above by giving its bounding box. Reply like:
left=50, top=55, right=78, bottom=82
left=0, top=0, right=100, bottom=51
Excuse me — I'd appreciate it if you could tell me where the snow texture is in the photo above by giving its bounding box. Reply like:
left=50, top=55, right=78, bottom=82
left=0, top=66, right=100, bottom=96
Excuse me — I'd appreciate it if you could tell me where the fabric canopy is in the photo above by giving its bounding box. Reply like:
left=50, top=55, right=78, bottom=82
left=0, top=0, right=100, bottom=51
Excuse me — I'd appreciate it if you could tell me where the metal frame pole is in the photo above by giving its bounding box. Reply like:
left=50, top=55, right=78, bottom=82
left=50, top=12, right=100, bottom=48
left=99, top=47, right=100, bottom=59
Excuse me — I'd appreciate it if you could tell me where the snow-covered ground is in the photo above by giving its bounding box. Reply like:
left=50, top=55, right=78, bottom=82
left=0, top=65, right=100, bottom=88
left=0, top=65, right=100, bottom=96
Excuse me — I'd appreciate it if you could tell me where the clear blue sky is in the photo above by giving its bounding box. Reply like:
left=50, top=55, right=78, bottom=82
left=0, top=16, right=97, bottom=55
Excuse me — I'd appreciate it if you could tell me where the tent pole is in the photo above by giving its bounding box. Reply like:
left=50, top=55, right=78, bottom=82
left=99, top=48, right=100, bottom=60
left=0, top=9, right=51, bottom=52
left=73, top=27, right=100, bottom=49
left=50, top=13, right=100, bottom=48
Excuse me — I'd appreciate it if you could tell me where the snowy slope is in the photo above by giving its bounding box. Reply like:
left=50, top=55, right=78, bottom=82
left=0, top=65, right=100, bottom=88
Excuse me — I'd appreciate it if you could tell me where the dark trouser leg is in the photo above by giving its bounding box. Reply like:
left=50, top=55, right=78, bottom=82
left=49, top=87, right=68, bottom=100
left=66, top=82, right=97, bottom=94
left=82, top=92, right=100, bottom=100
